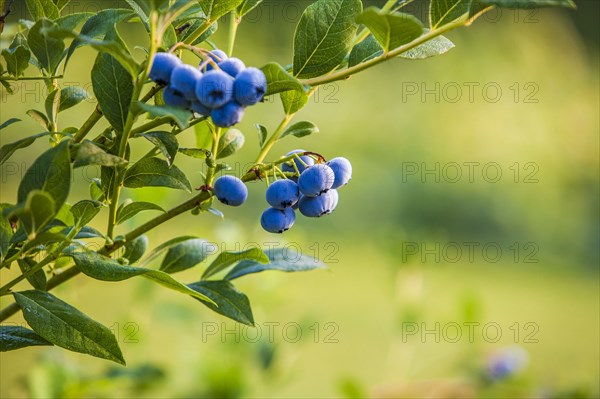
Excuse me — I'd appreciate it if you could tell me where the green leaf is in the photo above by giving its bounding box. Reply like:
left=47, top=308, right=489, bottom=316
left=281, top=89, right=308, bottom=115
left=194, top=119, right=214, bottom=150
left=45, top=87, right=90, bottom=118
left=178, top=18, right=218, bottom=45
left=481, top=0, right=575, bottom=7
left=70, top=200, right=103, bottom=226
left=202, top=247, right=269, bottom=280
left=137, top=131, right=179, bottom=166
left=217, top=129, right=244, bottom=159
left=54, top=12, right=93, bottom=31
left=0, top=326, right=52, bottom=352
left=124, top=0, right=150, bottom=30
left=280, top=121, right=319, bottom=139
left=348, top=34, right=383, bottom=67
left=0, top=205, right=14, bottom=261
left=225, top=247, right=326, bottom=280
left=429, top=0, right=471, bottom=28
left=28, top=19, right=65, bottom=74
left=89, top=178, right=103, bottom=201
left=11, top=190, right=56, bottom=240
left=26, top=109, right=50, bottom=130
left=116, top=201, right=164, bottom=225
left=160, top=238, right=212, bottom=274
left=356, top=7, right=424, bottom=52
left=256, top=124, right=267, bottom=147
left=260, top=62, right=306, bottom=97
left=199, top=0, right=244, bottom=21
left=237, top=0, right=262, bottom=17
left=92, top=49, right=134, bottom=133
left=0, top=118, right=21, bottom=131
left=0, top=133, right=49, bottom=165
left=135, top=103, right=192, bottom=130
left=66, top=9, right=134, bottom=66
left=73, top=140, right=128, bottom=168
left=54, top=0, right=72, bottom=10
left=178, top=148, right=210, bottom=159
left=293, top=0, right=362, bottom=79
left=26, top=0, right=60, bottom=21
left=17, top=140, right=71, bottom=211
left=13, top=290, right=125, bottom=364
left=123, top=235, right=148, bottom=264
left=142, top=235, right=199, bottom=264
left=123, top=157, right=192, bottom=192
left=2, top=33, right=31, bottom=77
left=72, top=252, right=215, bottom=304
left=18, top=258, right=47, bottom=290
left=188, top=280, right=254, bottom=325
left=399, top=34, right=455, bottom=59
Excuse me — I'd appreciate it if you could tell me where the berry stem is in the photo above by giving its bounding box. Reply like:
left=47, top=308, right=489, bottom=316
left=226, top=12, right=240, bottom=56
left=204, top=127, right=222, bottom=185
left=255, top=114, right=294, bottom=163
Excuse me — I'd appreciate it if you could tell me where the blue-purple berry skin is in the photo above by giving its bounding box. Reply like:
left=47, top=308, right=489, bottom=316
left=327, top=157, right=352, bottom=189
left=163, top=86, right=191, bottom=109
left=281, top=149, right=315, bottom=175
left=191, top=101, right=211, bottom=116
left=261, top=207, right=296, bottom=233
left=196, top=70, right=234, bottom=109
left=204, top=49, right=228, bottom=71
left=298, top=164, right=335, bottom=197
left=266, top=179, right=300, bottom=210
left=170, top=64, right=202, bottom=100
left=149, top=53, right=182, bottom=85
left=234, top=67, right=267, bottom=106
left=298, top=190, right=338, bottom=217
left=213, top=175, right=248, bottom=206
left=218, top=57, right=246, bottom=77
left=211, top=101, right=245, bottom=128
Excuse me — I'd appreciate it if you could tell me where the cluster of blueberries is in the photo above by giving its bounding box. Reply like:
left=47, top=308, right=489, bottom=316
left=211, top=150, right=352, bottom=234
left=149, top=50, right=267, bottom=128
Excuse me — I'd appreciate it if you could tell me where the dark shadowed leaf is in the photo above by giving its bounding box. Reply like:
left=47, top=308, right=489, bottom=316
left=45, top=86, right=90, bottom=116
left=188, top=280, right=254, bottom=325
left=160, top=238, right=212, bottom=274
left=123, top=235, right=148, bottom=264
left=0, top=132, right=50, bottom=165
left=2, top=33, right=31, bottom=77
left=0, top=118, right=21, bottom=131
left=70, top=200, right=103, bottom=226
left=0, top=326, right=52, bottom=352
left=73, top=141, right=128, bottom=168
left=10, top=190, right=56, bottom=240
left=14, top=290, right=125, bottom=364
left=26, top=0, right=60, bottom=21
left=256, top=124, right=267, bottom=147
left=123, top=157, right=191, bottom=192
left=28, top=19, right=64, bottom=74
left=135, top=103, right=192, bottom=130
left=137, top=132, right=179, bottom=166
left=348, top=34, right=383, bottom=67
left=18, top=258, right=47, bottom=290
left=116, top=201, right=164, bottom=225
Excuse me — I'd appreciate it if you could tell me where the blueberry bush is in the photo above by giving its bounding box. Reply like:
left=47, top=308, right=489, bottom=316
left=0, top=0, right=574, bottom=364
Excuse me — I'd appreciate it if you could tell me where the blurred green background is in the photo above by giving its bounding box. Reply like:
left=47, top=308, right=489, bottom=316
left=1, top=1, right=598, bottom=398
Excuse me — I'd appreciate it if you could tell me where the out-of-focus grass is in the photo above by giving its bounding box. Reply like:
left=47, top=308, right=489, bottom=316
left=0, top=5, right=598, bottom=399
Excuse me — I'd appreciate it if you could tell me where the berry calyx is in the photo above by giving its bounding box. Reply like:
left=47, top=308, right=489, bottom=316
left=266, top=179, right=300, bottom=210
left=298, top=189, right=338, bottom=217
left=149, top=52, right=182, bottom=85
left=234, top=67, right=267, bottom=106
left=327, top=157, right=352, bottom=189
left=261, top=207, right=296, bottom=233
left=298, top=164, right=335, bottom=197
left=196, top=70, right=234, bottom=109
left=213, top=175, right=248, bottom=206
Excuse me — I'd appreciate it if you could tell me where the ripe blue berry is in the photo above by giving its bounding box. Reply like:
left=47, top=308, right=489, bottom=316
left=298, top=164, right=335, bottom=197
left=327, top=157, right=352, bottom=189
left=266, top=179, right=300, bottom=210
left=149, top=53, right=182, bottom=85
left=234, top=67, right=267, bottom=106
left=191, top=101, right=211, bottom=116
left=211, top=101, right=245, bottom=128
left=170, top=64, right=202, bottom=100
left=203, top=49, right=228, bottom=71
left=196, top=70, right=234, bottom=109
left=298, top=189, right=338, bottom=217
left=281, top=149, right=315, bottom=175
left=163, top=86, right=190, bottom=109
left=213, top=175, right=248, bottom=206
left=218, top=57, right=246, bottom=77
left=261, top=207, right=296, bottom=233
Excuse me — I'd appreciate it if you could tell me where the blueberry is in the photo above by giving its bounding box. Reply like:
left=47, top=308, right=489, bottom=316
left=281, top=149, right=315, bottom=175
left=196, top=70, right=234, bottom=109
left=213, top=175, right=248, bottom=206
left=191, top=101, right=211, bottom=116
left=163, top=86, right=190, bottom=109
left=170, top=64, right=202, bottom=100
left=149, top=53, right=182, bottom=85
left=298, top=164, right=335, bottom=197
left=218, top=57, right=246, bottom=77
left=266, top=179, right=300, bottom=210
left=203, top=49, right=228, bottom=71
left=327, top=157, right=352, bottom=189
left=261, top=207, right=296, bottom=233
left=298, top=189, right=338, bottom=217
left=234, top=67, right=267, bottom=106
left=211, top=101, right=245, bottom=128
